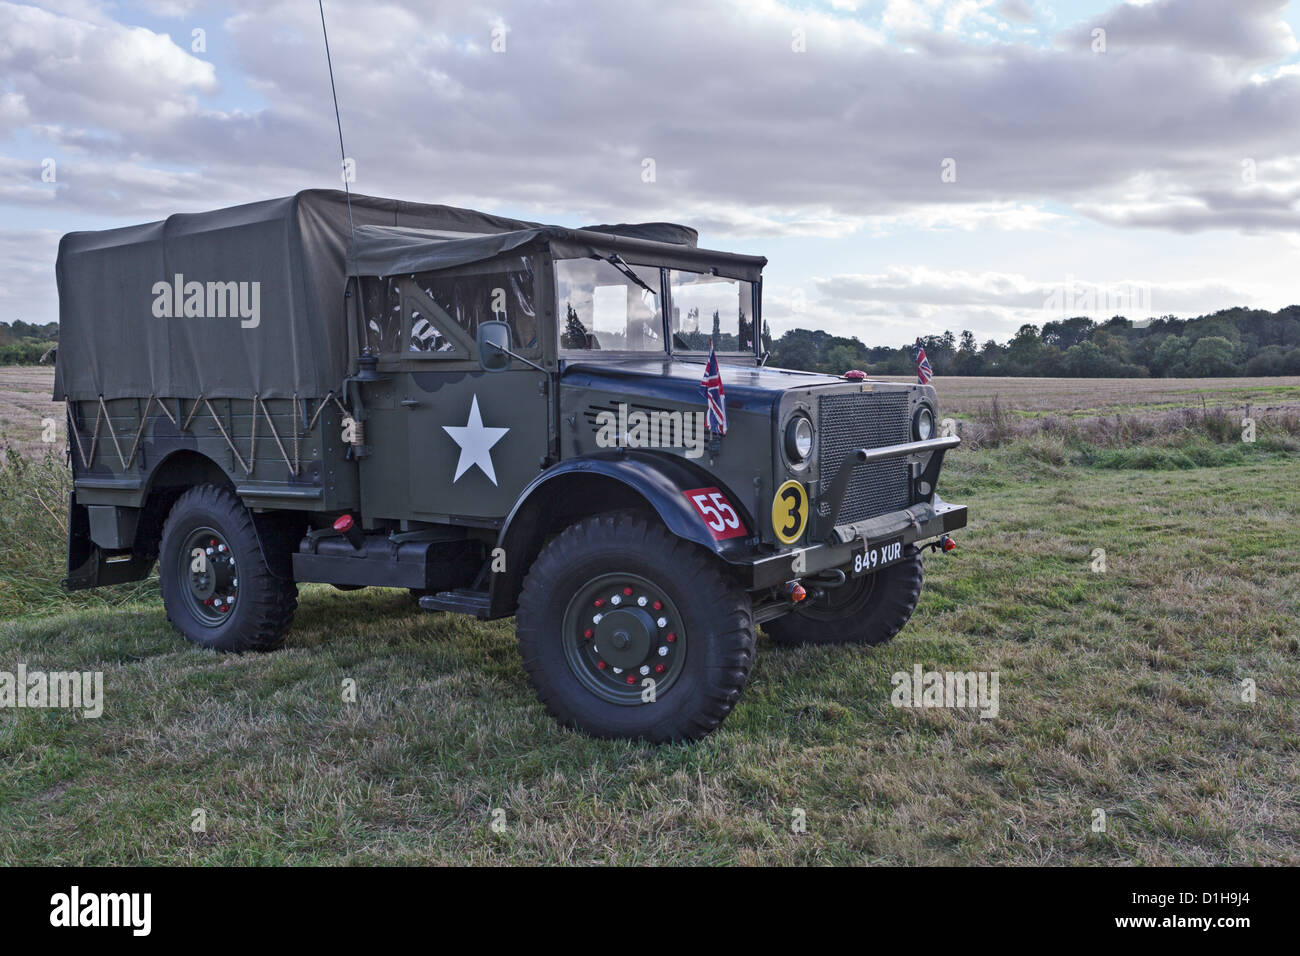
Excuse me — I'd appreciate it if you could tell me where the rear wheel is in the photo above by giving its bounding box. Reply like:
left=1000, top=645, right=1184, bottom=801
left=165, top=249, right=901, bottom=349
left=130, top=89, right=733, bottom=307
left=159, top=484, right=297, bottom=652
left=765, top=545, right=923, bottom=646
left=516, top=512, right=755, bottom=742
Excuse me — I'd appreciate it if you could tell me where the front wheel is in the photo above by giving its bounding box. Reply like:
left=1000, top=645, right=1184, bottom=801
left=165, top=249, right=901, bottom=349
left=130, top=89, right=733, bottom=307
left=516, top=512, right=756, bottom=742
left=158, top=484, right=298, bottom=652
left=764, top=545, right=923, bottom=646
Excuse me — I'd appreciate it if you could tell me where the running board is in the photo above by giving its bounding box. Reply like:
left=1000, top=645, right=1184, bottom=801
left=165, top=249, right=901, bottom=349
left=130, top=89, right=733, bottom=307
left=419, top=589, right=491, bottom=618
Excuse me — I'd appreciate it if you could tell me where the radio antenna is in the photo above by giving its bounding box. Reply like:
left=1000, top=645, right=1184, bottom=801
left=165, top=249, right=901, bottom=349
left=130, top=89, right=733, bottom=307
left=317, top=0, right=357, bottom=257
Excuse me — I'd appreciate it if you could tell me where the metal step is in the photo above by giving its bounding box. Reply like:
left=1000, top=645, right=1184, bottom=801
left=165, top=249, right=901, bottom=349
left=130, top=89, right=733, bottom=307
left=418, top=588, right=491, bottom=618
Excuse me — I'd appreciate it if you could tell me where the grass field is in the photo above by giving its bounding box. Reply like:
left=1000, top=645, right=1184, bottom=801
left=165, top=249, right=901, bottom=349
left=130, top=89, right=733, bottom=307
left=0, top=366, right=60, bottom=459
left=876, top=374, right=1300, bottom=418
left=1, top=367, right=1297, bottom=865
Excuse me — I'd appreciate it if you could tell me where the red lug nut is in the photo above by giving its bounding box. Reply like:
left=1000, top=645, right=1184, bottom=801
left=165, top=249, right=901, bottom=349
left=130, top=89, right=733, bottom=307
left=666, top=632, right=677, bottom=643
left=597, top=661, right=607, bottom=670
left=583, top=628, right=594, bottom=639
left=626, top=675, right=636, bottom=684
left=593, top=598, right=605, bottom=608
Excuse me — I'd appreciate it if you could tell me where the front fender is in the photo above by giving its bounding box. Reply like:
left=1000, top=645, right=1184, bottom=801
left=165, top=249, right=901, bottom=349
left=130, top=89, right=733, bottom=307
left=514, top=451, right=757, bottom=554
left=488, top=451, right=758, bottom=616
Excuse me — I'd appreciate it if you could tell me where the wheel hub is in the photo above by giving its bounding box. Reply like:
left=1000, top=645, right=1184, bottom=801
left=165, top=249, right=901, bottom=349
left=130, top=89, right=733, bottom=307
left=594, top=608, right=654, bottom=669
left=179, top=527, right=239, bottom=626
left=562, top=573, right=686, bottom=706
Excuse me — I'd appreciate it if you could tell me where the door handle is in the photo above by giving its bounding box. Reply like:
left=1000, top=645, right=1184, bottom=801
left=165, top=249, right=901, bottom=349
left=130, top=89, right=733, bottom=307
left=401, top=398, right=421, bottom=408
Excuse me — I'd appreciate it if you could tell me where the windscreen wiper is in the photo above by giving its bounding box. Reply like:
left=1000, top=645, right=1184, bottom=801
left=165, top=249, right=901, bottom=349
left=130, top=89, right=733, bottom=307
left=596, top=253, right=659, bottom=299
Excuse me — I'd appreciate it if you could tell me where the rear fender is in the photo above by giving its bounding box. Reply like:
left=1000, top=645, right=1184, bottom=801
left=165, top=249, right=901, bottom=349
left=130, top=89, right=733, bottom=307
left=63, top=493, right=153, bottom=591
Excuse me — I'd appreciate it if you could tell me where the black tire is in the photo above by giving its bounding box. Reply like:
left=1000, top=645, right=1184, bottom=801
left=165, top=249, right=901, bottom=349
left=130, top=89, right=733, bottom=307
left=158, top=484, right=298, bottom=652
left=765, top=545, right=923, bottom=646
left=516, top=512, right=755, bottom=742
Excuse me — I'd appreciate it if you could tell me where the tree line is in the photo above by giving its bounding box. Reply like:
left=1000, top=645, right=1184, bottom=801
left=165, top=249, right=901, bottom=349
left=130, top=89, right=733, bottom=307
left=767, top=306, right=1300, bottom=378
left=0, top=321, right=58, bottom=365
left=7, top=305, right=1300, bottom=376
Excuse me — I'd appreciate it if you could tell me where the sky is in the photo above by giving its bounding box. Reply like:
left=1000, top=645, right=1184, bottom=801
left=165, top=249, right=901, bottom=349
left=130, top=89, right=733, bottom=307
left=2, top=0, right=1299, bottom=346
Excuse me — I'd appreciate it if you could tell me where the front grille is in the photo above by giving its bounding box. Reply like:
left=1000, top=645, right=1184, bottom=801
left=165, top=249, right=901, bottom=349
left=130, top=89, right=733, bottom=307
left=816, top=391, right=912, bottom=525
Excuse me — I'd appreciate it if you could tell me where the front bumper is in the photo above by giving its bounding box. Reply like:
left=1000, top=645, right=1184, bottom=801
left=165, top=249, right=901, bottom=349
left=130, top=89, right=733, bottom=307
left=736, top=433, right=966, bottom=590
left=741, top=496, right=968, bottom=590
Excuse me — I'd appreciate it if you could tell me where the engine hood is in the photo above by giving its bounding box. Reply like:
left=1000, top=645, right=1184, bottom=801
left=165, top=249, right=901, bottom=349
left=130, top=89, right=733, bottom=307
left=560, top=358, right=857, bottom=413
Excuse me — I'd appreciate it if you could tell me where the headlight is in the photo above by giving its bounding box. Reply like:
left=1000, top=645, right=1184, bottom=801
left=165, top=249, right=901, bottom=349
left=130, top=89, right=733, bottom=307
left=785, top=415, right=814, bottom=463
left=914, top=406, right=935, bottom=441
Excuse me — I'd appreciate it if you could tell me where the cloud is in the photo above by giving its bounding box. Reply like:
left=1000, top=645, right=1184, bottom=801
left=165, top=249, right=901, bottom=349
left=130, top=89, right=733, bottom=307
left=1, top=0, right=1298, bottom=336
left=755, top=265, right=1257, bottom=343
left=994, top=0, right=1034, bottom=25
left=0, top=1, right=217, bottom=140
left=814, top=265, right=1246, bottom=312
left=0, top=151, right=240, bottom=218
left=0, top=0, right=1295, bottom=241
left=1057, top=0, right=1299, bottom=65
left=140, top=0, right=205, bottom=17
left=0, top=228, right=61, bottom=324
left=1075, top=160, right=1300, bottom=233
left=0, top=91, right=30, bottom=136
left=883, top=0, right=944, bottom=32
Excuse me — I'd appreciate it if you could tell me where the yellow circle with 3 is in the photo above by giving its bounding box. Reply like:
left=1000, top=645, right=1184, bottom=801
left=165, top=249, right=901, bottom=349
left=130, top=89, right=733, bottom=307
left=771, top=480, right=809, bottom=545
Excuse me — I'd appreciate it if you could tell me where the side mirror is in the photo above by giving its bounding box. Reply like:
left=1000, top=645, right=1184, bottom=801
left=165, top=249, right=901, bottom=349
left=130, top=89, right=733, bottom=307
left=477, top=320, right=512, bottom=372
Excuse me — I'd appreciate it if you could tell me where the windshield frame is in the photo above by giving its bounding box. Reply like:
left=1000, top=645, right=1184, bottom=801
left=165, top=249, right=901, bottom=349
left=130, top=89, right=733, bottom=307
left=664, top=268, right=760, bottom=360
left=554, top=255, right=669, bottom=360
left=553, top=252, right=762, bottom=362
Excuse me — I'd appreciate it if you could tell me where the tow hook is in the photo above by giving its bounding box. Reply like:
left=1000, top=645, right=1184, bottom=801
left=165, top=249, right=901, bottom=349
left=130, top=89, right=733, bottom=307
left=925, top=535, right=957, bottom=554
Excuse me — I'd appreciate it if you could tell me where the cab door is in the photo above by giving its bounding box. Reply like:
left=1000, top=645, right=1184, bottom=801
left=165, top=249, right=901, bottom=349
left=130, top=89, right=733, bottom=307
left=356, top=257, right=551, bottom=523
left=403, top=363, right=549, bottom=519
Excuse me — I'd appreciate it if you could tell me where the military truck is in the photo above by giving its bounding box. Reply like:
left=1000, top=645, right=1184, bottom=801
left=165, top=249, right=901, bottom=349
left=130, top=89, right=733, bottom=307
left=54, top=190, right=966, bottom=741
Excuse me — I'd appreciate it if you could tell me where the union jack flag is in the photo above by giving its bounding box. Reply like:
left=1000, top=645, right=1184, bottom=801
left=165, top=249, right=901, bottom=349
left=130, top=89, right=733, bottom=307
left=699, top=343, right=728, bottom=435
left=915, top=339, right=933, bottom=385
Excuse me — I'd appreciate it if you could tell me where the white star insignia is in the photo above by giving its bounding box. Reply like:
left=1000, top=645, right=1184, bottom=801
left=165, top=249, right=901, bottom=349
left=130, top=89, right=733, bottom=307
left=443, top=394, right=510, bottom=486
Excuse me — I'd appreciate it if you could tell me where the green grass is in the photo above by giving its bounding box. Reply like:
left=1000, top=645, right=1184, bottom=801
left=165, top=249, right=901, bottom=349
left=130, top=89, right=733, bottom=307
left=1, top=428, right=1298, bottom=864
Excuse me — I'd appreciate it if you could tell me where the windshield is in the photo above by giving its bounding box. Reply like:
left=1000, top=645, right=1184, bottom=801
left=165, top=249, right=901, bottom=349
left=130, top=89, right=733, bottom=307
left=668, top=270, right=755, bottom=354
left=556, top=258, right=663, bottom=353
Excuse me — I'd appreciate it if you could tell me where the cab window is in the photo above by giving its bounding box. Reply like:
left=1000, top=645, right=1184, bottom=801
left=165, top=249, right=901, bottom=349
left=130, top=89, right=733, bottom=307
left=410, top=256, right=539, bottom=353
left=360, top=276, right=402, bottom=355
left=556, top=257, right=664, bottom=353
left=668, top=271, right=755, bottom=354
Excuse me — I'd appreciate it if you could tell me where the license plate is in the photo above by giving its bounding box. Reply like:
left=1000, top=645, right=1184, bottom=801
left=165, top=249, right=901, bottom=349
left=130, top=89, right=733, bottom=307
left=851, top=537, right=904, bottom=577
